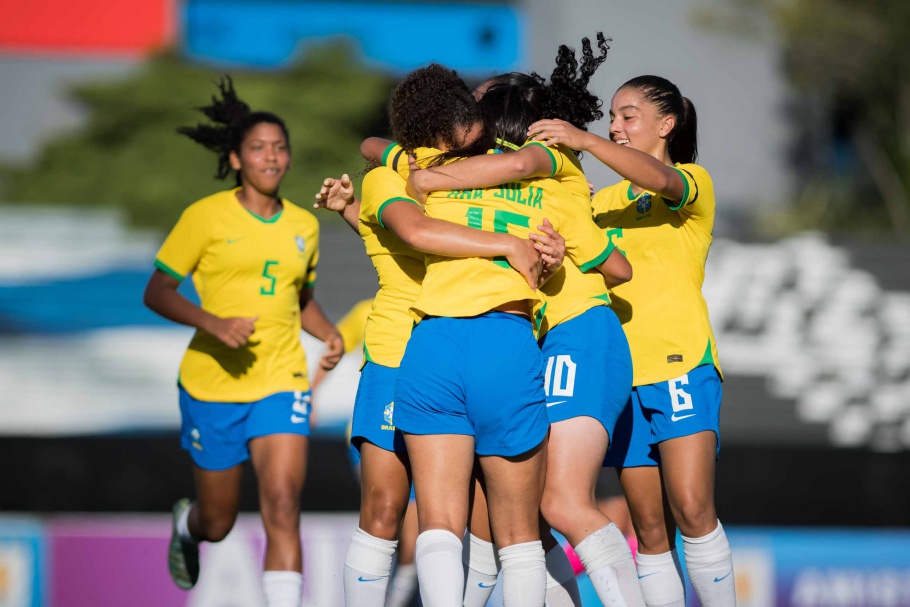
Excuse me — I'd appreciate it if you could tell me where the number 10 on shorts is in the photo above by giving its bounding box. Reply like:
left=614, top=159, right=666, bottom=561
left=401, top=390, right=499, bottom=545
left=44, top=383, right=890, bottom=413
left=544, top=355, right=576, bottom=397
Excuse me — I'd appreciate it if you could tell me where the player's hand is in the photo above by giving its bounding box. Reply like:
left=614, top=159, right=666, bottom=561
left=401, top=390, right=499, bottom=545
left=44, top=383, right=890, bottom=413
left=587, top=180, right=595, bottom=197
left=406, top=156, right=429, bottom=203
left=505, top=237, right=543, bottom=289
left=529, top=218, right=565, bottom=285
left=314, top=174, right=354, bottom=212
left=319, top=331, right=344, bottom=371
left=527, top=119, right=593, bottom=150
left=208, top=315, right=257, bottom=349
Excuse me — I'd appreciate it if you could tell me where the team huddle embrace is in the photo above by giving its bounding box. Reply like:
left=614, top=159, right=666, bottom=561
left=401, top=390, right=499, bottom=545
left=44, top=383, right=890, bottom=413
left=145, top=31, right=736, bottom=607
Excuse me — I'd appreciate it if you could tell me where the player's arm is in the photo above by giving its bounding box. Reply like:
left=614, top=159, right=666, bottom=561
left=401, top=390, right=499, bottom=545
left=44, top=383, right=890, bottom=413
left=143, top=270, right=257, bottom=349
left=596, top=249, right=632, bottom=287
left=361, top=137, right=394, bottom=164
left=315, top=175, right=360, bottom=233
left=528, top=119, right=687, bottom=202
left=299, top=286, right=344, bottom=370
left=380, top=200, right=543, bottom=288
left=406, top=144, right=555, bottom=203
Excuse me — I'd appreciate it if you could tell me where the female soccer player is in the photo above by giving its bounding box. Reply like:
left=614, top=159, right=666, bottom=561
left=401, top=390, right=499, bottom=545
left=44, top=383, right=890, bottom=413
left=528, top=76, right=735, bottom=607
left=402, top=35, right=647, bottom=607
left=315, top=64, right=555, bottom=607
left=143, top=78, right=343, bottom=607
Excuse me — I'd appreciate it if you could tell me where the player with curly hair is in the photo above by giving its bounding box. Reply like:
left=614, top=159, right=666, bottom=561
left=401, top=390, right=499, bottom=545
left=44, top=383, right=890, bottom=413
left=402, top=34, right=649, bottom=607
left=143, top=77, right=343, bottom=607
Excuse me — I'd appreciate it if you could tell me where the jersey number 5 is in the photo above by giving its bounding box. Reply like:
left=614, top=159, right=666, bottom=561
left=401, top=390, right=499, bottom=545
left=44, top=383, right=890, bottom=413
left=465, top=207, right=531, bottom=268
left=261, top=260, right=279, bottom=296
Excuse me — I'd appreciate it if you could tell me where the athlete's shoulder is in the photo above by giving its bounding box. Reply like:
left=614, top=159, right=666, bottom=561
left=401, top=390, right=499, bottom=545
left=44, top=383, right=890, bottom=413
left=183, top=189, right=234, bottom=217
left=591, top=180, right=628, bottom=210
left=281, top=199, right=320, bottom=230
left=676, top=163, right=713, bottom=188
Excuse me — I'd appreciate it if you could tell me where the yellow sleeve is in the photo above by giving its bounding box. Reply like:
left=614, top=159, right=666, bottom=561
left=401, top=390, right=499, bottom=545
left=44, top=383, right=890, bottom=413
left=666, top=163, right=714, bottom=217
left=154, top=203, right=212, bottom=281
left=305, top=241, right=319, bottom=288
left=381, top=142, right=409, bottom=178
left=558, top=196, right=614, bottom=273
left=336, top=299, right=373, bottom=353
left=520, top=141, right=563, bottom=177
left=362, top=167, right=421, bottom=228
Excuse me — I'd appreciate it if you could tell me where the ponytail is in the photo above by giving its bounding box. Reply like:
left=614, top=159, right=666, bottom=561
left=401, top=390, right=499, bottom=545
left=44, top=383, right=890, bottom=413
left=622, top=75, right=698, bottom=164
left=178, top=75, right=290, bottom=184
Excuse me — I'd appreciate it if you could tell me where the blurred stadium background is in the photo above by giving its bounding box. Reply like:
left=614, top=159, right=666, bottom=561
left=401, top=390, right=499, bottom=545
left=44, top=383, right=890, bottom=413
left=1, top=0, right=909, bottom=605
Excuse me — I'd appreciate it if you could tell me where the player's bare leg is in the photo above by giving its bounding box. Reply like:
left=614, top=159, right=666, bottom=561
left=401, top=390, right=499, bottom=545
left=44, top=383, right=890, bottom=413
left=659, top=432, right=735, bottom=606
left=345, top=441, right=411, bottom=606
left=405, top=432, right=475, bottom=607
left=479, top=440, right=547, bottom=606
left=250, top=433, right=309, bottom=607
left=541, top=417, right=644, bottom=606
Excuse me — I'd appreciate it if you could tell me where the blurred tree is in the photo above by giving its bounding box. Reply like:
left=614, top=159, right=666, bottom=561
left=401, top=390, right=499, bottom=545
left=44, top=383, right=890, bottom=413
left=0, top=43, right=394, bottom=231
left=697, top=0, right=910, bottom=236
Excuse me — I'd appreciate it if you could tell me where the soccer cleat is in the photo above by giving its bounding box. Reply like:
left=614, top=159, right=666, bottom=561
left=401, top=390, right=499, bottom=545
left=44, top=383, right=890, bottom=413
left=168, top=498, right=200, bottom=590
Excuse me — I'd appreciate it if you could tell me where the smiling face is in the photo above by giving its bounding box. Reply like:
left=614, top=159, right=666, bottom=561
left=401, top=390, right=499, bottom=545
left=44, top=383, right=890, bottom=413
left=229, top=122, right=290, bottom=196
left=609, top=87, right=676, bottom=162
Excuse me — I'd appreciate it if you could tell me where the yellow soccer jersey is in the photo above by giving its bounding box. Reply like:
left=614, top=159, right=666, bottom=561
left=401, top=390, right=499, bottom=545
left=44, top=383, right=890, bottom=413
left=155, top=188, right=319, bottom=402
left=359, top=166, right=426, bottom=368
left=591, top=163, right=722, bottom=386
left=336, top=298, right=373, bottom=354
left=528, top=142, right=615, bottom=335
left=384, top=141, right=613, bottom=333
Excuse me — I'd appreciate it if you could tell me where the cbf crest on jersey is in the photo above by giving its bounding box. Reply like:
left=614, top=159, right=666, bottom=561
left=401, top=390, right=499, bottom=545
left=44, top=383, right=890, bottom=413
left=636, top=193, right=652, bottom=214
left=295, top=236, right=306, bottom=251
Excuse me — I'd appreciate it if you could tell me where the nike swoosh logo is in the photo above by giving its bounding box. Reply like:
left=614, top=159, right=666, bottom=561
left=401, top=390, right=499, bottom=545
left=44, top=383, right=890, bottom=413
left=358, top=576, right=383, bottom=583
left=671, top=413, right=696, bottom=422
left=226, top=238, right=243, bottom=244
left=546, top=401, right=567, bottom=407
left=714, top=570, right=733, bottom=583
left=638, top=571, right=660, bottom=579
left=290, top=414, right=308, bottom=424
left=478, top=582, right=495, bottom=588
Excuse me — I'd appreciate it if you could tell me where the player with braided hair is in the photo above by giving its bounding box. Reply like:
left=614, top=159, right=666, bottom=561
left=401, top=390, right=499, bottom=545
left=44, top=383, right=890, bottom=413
left=144, top=76, right=343, bottom=607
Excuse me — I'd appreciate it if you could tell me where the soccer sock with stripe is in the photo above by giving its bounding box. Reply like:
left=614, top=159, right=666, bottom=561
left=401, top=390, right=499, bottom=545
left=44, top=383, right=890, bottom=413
left=682, top=521, right=736, bottom=607
left=262, top=571, right=303, bottom=607
left=574, top=523, right=646, bottom=607
left=415, top=529, right=464, bottom=607
left=343, top=528, right=398, bottom=606
left=462, top=533, right=501, bottom=607
left=545, top=544, right=582, bottom=607
left=499, top=540, right=547, bottom=607
left=635, top=549, right=685, bottom=607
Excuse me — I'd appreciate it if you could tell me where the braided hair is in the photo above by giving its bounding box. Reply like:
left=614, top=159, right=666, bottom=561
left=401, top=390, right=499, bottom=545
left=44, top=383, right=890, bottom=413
left=178, top=76, right=290, bottom=186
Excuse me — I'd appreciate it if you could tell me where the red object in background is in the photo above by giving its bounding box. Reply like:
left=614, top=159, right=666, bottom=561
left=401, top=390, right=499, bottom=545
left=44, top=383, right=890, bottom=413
left=0, top=0, right=176, bottom=57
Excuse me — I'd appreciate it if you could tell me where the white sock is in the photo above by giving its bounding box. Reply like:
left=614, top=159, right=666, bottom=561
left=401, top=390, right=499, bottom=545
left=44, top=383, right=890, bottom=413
left=498, top=540, right=546, bottom=607
left=262, top=571, right=302, bottom=607
left=635, top=550, right=685, bottom=607
left=545, top=545, right=581, bottom=607
left=343, top=528, right=398, bottom=606
left=682, top=521, right=736, bottom=607
left=386, top=562, right=418, bottom=607
left=176, top=502, right=197, bottom=543
left=574, top=523, right=645, bottom=607
left=415, top=529, right=464, bottom=607
left=463, top=533, right=501, bottom=607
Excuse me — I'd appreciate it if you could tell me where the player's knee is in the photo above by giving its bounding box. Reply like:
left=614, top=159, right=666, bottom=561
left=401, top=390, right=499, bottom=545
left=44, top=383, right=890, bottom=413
left=362, top=497, right=407, bottom=539
left=540, top=489, right=581, bottom=535
left=673, top=498, right=715, bottom=537
left=260, top=487, right=302, bottom=530
left=199, top=513, right=236, bottom=542
left=633, top=512, right=669, bottom=551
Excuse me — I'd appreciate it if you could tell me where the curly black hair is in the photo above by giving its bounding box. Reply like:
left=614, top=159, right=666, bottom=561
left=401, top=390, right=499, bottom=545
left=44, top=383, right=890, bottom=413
left=178, top=75, right=290, bottom=185
left=387, top=63, right=480, bottom=155
left=437, top=32, right=610, bottom=161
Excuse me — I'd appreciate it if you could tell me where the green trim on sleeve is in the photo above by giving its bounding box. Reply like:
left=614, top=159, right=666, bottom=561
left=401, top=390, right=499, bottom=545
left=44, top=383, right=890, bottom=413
left=304, top=280, right=316, bottom=289
left=578, top=239, right=615, bottom=273
left=664, top=167, right=691, bottom=211
left=522, top=141, right=558, bottom=177
left=154, top=259, right=185, bottom=282
left=381, top=142, right=399, bottom=167
left=377, top=197, right=419, bottom=229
